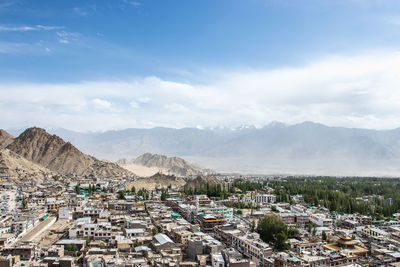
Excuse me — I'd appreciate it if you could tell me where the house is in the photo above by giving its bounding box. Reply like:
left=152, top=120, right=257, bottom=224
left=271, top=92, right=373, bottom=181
left=153, top=233, right=176, bottom=252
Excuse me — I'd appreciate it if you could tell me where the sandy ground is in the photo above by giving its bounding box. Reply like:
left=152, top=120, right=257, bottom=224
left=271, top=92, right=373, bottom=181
left=119, top=163, right=168, bottom=177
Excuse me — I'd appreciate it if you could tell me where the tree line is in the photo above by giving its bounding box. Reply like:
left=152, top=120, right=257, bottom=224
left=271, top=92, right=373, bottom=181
left=271, top=177, right=400, bottom=219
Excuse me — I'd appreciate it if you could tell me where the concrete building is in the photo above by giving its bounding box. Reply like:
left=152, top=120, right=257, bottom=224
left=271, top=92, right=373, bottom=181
left=255, top=194, right=276, bottom=204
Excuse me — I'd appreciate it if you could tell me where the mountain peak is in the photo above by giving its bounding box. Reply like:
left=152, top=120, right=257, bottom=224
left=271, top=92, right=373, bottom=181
left=6, top=127, right=134, bottom=178
left=22, top=126, right=50, bottom=136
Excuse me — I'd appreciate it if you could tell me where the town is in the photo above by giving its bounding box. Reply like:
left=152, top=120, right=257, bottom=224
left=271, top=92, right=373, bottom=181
left=0, top=174, right=400, bottom=267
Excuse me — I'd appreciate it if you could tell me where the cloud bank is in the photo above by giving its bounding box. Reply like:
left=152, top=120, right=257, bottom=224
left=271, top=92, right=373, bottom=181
left=1, top=50, right=400, bottom=131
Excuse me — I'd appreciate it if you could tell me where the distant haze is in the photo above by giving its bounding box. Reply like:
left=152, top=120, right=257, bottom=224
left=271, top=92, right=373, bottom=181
left=11, top=121, right=398, bottom=177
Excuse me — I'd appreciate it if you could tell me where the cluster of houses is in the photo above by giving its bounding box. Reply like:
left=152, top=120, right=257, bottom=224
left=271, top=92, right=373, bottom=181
left=0, top=176, right=399, bottom=266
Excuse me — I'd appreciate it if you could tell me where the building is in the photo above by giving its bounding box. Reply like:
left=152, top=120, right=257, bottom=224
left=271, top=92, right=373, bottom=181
left=255, top=194, right=276, bottom=204
left=59, top=207, right=73, bottom=220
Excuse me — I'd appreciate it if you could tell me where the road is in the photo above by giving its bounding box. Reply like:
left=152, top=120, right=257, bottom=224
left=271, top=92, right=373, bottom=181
left=234, top=214, right=252, bottom=226
left=17, top=216, right=56, bottom=244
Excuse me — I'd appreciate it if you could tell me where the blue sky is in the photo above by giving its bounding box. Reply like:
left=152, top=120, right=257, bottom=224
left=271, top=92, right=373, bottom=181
left=1, top=0, right=400, bottom=131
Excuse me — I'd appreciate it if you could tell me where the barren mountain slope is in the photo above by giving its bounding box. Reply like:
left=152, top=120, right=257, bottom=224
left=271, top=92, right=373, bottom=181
left=117, top=153, right=208, bottom=177
left=185, top=175, right=223, bottom=188
left=126, top=172, right=186, bottom=190
left=0, top=129, right=14, bottom=149
left=0, top=148, right=51, bottom=183
left=7, top=127, right=134, bottom=177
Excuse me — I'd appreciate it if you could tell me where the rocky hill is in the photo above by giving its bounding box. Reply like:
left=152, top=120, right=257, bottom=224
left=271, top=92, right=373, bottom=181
left=0, top=129, right=14, bottom=149
left=117, top=153, right=210, bottom=177
left=6, top=127, right=134, bottom=178
left=126, top=172, right=186, bottom=190
left=185, top=175, right=223, bottom=188
left=0, top=148, right=52, bottom=183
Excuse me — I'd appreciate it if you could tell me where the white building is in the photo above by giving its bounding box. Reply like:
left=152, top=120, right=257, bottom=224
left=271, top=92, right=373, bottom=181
left=309, top=213, right=333, bottom=227
left=58, top=207, right=72, bottom=220
left=255, top=194, right=276, bottom=204
left=82, top=222, right=112, bottom=240
left=83, top=207, right=102, bottom=218
left=362, top=226, right=389, bottom=240
left=211, top=253, right=225, bottom=267
left=125, top=228, right=145, bottom=238
left=11, top=220, right=32, bottom=235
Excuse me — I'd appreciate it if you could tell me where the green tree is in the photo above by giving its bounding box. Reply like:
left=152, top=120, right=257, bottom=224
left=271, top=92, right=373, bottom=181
left=21, top=196, right=27, bottom=209
left=161, top=188, right=168, bottom=201
left=251, top=220, right=256, bottom=232
left=274, top=231, right=290, bottom=251
left=118, top=190, right=126, bottom=200
left=138, top=188, right=149, bottom=200
left=288, top=227, right=300, bottom=239
left=152, top=227, right=158, bottom=236
left=75, top=185, right=81, bottom=195
left=256, top=215, right=289, bottom=251
left=307, top=224, right=312, bottom=234
left=131, top=186, right=136, bottom=195
left=322, top=231, right=327, bottom=241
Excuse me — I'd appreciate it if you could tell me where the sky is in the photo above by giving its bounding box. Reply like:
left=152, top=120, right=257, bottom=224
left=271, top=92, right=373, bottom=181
left=1, top=0, right=400, bottom=132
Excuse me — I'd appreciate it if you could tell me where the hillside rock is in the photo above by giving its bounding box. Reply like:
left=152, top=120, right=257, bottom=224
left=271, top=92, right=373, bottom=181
left=0, top=129, right=14, bottom=149
left=0, top=148, right=51, bottom=183
left=185, top=175, right=223, bottom=188
left=126, top=172, right=186, bottom=190
left=6, top=127, right=134, bottom=178
left=117, top=153, right=210, bottom=177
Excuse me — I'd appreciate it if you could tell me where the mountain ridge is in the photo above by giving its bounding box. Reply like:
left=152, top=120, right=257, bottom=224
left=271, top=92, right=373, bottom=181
left=6, top=127, right=135, bottom=178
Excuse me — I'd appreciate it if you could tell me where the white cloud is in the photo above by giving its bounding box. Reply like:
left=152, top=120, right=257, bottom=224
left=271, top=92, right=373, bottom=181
left=164, top=103, right=189, bottom=112
left=0, top=41, right=51, bottom=54
left=129, top=101, right=139, bottom=108
left=58, top=39, right=69, bottom=44
left=56, top=31, right=80, bottom=44
left=0, top=24, right=63, bottom=32
left=92, top=98, right=112, bottom=109
left=138, top=97, right=151, bottom=103
left=1, top=50, right=400, bottom=131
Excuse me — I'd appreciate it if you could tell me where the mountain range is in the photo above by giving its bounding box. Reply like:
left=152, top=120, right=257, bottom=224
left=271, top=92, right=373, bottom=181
left=28, top=121, right=400, bottom=176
